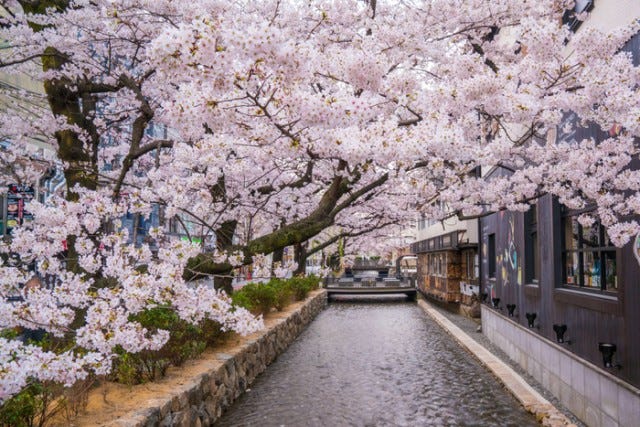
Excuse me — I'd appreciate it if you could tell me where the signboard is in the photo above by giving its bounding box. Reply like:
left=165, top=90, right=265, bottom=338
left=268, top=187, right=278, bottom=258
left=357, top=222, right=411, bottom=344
left=6, top=184, right=35, bottom=233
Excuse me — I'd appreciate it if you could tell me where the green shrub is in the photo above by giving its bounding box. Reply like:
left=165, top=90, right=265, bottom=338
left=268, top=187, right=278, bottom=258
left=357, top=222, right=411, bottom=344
left=287, top=275, right=319, bottom=301
left=231, top=275, right=320, bottom=316
left=268, top=278, right=293, bottom=311
left=232, top=282, right=276, bottom=316
left=0, top=378, right=93, bottom=427
left=112, top=307, right=221, bottom=385
left=231, top=289, right=255, bottom=312
left=0, top=382, right=47, bottom=427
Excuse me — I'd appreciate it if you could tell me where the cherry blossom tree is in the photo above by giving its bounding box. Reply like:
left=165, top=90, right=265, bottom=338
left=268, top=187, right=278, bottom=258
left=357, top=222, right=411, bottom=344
left=0, top=0, right=639, bottom=405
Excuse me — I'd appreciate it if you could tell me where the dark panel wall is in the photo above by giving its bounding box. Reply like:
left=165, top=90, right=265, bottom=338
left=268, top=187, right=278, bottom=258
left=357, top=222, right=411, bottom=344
left=480, top=194, right=639, bottom=388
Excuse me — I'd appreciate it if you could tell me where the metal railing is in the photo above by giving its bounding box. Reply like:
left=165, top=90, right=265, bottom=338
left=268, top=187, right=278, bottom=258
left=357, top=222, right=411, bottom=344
left=323, top=276, right=415, bottom=288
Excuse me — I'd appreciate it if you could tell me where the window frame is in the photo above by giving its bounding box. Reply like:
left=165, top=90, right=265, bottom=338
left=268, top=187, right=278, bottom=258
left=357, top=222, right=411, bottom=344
left=524, top=204, right=540, bottom=284
left=487, top=233, right=496, bottom=279
left=560, top=209, right=617, bottom=294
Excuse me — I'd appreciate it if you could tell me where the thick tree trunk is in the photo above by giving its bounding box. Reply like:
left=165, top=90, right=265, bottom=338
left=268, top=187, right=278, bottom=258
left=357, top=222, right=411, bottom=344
left=212, top=220, right=237, bottom=294
left=271, top=246, right=284, bottom=277
left=293, top=242, right=307, bottom=276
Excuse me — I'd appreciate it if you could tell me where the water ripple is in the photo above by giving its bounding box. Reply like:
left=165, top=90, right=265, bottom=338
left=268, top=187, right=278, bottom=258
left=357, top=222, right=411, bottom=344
left=216, top=297, right=537, bottom=427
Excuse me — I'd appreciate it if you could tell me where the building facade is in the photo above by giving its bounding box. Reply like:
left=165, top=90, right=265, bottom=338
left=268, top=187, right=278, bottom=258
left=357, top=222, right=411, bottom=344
left=411, top=214, right=479, bottom=312
left=479, top=2, right=640, bottom=425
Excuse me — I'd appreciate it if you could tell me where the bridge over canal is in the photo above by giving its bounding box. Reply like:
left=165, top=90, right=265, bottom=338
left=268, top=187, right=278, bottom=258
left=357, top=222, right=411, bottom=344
left=323, top=275, right=417, bottom=299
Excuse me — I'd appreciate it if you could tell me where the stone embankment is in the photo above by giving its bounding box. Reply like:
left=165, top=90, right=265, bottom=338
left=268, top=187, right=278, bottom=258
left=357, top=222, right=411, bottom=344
left=418, top=298, right=576, bottom=427
left=67, top=289, right=327, bottom=427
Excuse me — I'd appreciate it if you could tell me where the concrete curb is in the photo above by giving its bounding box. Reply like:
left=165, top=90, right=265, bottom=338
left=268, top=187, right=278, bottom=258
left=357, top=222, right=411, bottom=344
left=417, top=299, right=576, bottom=427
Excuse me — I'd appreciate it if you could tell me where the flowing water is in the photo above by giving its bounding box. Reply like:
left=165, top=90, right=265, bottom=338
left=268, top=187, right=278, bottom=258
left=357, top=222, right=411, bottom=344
left=216, top=296, right=538, bottom=426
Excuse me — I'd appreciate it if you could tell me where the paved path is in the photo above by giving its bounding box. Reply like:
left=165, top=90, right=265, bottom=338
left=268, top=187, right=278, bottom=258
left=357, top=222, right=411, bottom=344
left=418, top=298, right=579, bottom=427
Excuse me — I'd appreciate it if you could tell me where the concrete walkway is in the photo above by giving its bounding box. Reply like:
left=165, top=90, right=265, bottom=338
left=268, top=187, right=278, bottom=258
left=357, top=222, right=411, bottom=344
left=418, top=299, right=577, bottom=427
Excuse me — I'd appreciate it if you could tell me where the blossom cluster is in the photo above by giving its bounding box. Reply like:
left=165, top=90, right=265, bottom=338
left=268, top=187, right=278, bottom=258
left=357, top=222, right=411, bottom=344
left=0, top=0, right=639, bottom=403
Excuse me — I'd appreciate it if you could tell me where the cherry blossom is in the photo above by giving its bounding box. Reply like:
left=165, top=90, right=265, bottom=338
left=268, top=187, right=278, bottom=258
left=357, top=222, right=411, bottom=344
left=0, top=0, right=639, bottom=403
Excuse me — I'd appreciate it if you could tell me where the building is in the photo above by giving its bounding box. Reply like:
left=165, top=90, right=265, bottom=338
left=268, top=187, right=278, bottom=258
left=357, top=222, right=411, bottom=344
left=410, top=210, right=479, bottom=314
left=479, top=2, right=640, bottom=426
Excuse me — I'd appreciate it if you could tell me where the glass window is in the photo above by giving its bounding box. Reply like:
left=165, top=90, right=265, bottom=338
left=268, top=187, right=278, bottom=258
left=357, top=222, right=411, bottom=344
left=465, top=251, right=479, bottom=280
left=525, top=204, right=539, bottom=283
left=561, top=213, right=617, bottom=292
left=488, top=234, right=496, bottom=278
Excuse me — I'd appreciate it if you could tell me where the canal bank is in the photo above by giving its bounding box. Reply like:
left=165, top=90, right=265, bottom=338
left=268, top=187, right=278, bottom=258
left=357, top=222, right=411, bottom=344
left=66, top=289, right=328, bottom=426
left=417, top=297, right=580, bottom=426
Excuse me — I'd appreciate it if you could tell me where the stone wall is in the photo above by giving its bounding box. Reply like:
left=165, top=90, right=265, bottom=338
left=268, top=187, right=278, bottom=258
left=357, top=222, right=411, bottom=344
left=96, top=290, right=327, bottom=427
left=482, top=305, right=640, bottom=427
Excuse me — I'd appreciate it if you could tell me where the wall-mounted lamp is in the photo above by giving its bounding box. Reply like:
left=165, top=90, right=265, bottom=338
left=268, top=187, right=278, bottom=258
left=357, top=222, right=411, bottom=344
left=598, top=343, right=621, bottom=369
left=506, top=304, right=516, bottom=317
left=552, top=324, right=571, bottom=344
left=492, top=298, right=501, bottom=309
left=525, top=312, right=537, bottom=329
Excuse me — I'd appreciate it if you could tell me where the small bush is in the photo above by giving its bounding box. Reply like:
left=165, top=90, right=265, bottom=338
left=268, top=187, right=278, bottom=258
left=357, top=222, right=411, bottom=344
left=0, top=382, right=48, bottom=427
left=0, top=377, right=94, bottom=427
left=231, top=289, right=255, bottom=313
left=268, top=278, right=293, bottom=311
left=287, top=275, right=319, bottom=301
left=112, top=308, right=223, bottom=385
left=231, top=275, right=319, bottom=316
left=233, top=282, right=277, bottom=315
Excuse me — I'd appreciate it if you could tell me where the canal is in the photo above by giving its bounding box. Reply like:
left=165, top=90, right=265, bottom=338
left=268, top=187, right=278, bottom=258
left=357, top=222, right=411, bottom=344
left=216, top=296, right=538, bottom=426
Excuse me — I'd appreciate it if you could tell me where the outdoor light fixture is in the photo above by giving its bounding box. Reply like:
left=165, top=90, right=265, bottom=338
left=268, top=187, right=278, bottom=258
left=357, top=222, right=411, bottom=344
left=598, top=343, right=620, bottom=369
left=492, top=298, right=501, bottom=309
left=525, top=312, right=537, bottom=328
left=552, top=324, right=570, bottom=344
left=506, top=304, right=516, bottom=317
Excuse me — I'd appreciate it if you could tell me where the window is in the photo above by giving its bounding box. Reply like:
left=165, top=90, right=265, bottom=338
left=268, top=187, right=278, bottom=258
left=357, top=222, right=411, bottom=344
left=487, top=234, right=496, bottom=279
left=465, top=251, right=479, bottom=280
left=562, top=0, right=594, bottom=33
left=525, top=204, right=540, bottom=283
left=562, top=213, right=617, bottom=292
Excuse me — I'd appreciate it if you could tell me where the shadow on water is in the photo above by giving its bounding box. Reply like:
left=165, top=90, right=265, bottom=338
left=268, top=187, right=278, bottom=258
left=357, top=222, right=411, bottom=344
left=215, top=295, right=538, bottom=427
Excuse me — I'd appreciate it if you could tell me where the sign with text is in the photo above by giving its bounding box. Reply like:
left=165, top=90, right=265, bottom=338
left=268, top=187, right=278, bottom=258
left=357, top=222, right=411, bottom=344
left=6, top=184, right=34, bottom=233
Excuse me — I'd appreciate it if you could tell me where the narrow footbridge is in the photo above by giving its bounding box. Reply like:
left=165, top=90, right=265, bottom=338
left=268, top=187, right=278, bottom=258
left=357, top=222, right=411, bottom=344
left=323, top=276, right=417, bottom=299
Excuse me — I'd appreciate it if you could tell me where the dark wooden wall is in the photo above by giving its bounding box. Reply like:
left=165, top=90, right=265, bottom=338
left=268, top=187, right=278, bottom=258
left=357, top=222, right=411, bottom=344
left=480, top=194, right=640, bottom=388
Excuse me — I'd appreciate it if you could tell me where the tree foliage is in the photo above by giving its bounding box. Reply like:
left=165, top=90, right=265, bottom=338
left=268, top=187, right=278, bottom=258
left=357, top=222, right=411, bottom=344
left=0, top=0, right=639, bottom=405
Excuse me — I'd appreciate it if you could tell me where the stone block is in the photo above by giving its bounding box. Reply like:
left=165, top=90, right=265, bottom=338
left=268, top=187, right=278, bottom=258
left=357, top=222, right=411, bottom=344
left=204, top=398, right=217, bottom=418
left=188, top=384, right=203, bottom=405
left=529, top=359, right=542, bottom=383
left=558, top=379, right=571, bottom=404
left=583, top=366, right=601, bottom=406
left=618, top=384, right=640, bottom=427
left=172, top=411, right=186, bottom=427
left=199, top=374, right=211, bottom=396
left=531, top=337, right=542, bottom=361
left=601, top=411, right=617, bottom=427
left=599, top=376, right=618, bottom=421
left=584, top=401, right=602, bottom=427
left=170, top=395, right=182, bottom=412
left=541, top=369, right=550, bottom=391
left=159, top=415, right=173, bottom=427
left=570, top=359, right=585, bottom=395
left=547, top=373, right=561, bottom=398
left=140, top=408, right=160, bottom=427
left=565, top=389, right=586, bottom=421
left=159, top=399, right=172, bottom=419
left=558, top=352, right=572, bottom=385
